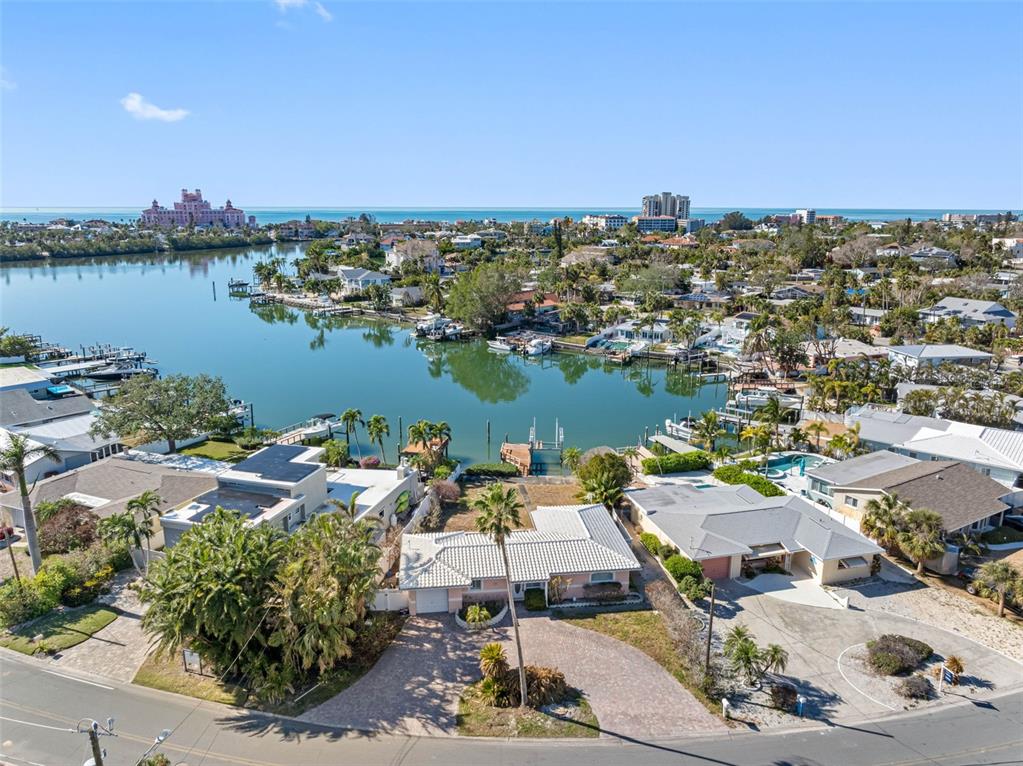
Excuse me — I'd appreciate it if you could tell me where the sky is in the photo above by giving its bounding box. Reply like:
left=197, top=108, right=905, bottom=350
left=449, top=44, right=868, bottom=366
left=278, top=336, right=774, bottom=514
left=2, top=1, right=1022, bottom=209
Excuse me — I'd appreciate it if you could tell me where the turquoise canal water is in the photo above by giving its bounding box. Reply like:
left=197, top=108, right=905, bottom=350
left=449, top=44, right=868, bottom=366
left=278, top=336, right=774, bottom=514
left=0, top=245, right=727, bottom=463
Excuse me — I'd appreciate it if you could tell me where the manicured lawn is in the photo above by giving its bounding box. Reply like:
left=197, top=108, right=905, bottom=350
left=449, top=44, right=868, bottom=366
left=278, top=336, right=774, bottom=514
left=457, top=684, right=599, bottom=738
left=133, top=651, right=248, bottom=706
left=131, top=612, right=406, bottom=714
left=557, top=610, right=689, bottom=686
left=982, top=527, right=1023, bottom=544
left=0, top=606, right=118, bottom=655
left=179, top=439, right=250, bottom=463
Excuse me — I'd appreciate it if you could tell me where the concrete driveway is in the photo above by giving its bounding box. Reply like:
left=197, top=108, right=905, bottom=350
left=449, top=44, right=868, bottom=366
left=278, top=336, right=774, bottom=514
left=742, top=572, right=845, bottom=610
left=301, top=611, right=724, bottom=740
left=711, top=580, right=1023, bottom=723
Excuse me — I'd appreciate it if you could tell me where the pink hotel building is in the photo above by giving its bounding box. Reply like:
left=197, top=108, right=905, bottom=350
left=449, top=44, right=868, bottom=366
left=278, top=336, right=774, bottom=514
left=140, top=188, right=253, bottom=228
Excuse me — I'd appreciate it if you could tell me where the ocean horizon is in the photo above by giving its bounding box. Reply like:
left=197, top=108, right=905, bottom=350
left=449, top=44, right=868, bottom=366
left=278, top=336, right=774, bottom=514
left=1, top=205, right=1019, bottom=226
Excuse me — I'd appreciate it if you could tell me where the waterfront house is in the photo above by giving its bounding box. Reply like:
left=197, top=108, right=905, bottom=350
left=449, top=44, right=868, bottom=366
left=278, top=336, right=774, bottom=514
left=887, top=343, right=993, bottom=370
left=626, top=484, right=881, bottom=585
left=399, top=504, right=640, bottom=614
left=604, top=318, right=673, bottom=343
left=336, top=266, right=391, bottom=293
left=450, top=234, right=482, bottom=250
left=387, top=239, right=443, bottom=273
left=390, top=285, right=425, bottom=307
left=805, top=450, right=919, bottom=507
left=326, top=465, right=421, bottom=526
left=920, top=297, right=1017, bottom=330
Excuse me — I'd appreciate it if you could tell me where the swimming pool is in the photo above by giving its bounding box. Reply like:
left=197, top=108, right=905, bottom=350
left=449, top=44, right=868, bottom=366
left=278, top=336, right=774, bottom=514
left=766, top=452, right=830, bottom=474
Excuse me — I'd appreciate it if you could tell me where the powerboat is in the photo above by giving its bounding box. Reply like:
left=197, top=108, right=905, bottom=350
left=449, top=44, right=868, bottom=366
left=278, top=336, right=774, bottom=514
left=416, top=314, right=452, bottom=336
left=88, top=365, right=158, bottom=381
left=524, top=338, right=552, bottom=356
left=443, top=322, right=463, bottom=339
left=487, top=338, right=513, bottom=353
left=732, top=388, right=803, bottom=410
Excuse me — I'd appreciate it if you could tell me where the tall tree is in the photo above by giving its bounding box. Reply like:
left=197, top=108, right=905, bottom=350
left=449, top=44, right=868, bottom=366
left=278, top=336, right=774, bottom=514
left=860, top=493, right=907, bottom=552
left=898, top=509, right=945, bottom=576
left=90, top=374, right=231, bottom=454
left=340, top=408, right=365, bottom=457
left=126, top=489, right=163, bottom=570
left=366, top=415, right=390, bottom=465
left=98, top=512, right=150, bottom=574
left=974, top=560, right=1020, bottom=618
left=473, top=484, right=528, bottom=709
left=0, top=434, right=58, bottom=573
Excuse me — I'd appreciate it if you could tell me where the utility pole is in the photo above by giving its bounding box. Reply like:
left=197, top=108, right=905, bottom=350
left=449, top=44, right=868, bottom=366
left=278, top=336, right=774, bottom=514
left=77, top=718, right=115, bottom=766
left=704, top=581, right=716, bottom=675
left=88, top=726, right=104, bottom=766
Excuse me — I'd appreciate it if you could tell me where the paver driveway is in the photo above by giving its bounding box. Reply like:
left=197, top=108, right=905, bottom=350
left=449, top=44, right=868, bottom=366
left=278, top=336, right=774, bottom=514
left=300, top=611, right=724, bottom=740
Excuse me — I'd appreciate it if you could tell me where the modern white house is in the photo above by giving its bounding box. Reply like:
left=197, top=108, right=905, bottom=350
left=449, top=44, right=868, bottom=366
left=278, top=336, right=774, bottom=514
left=161, top=444, right=329, bottom=547
left=920, top=297, right=1017, bottom=329
left=326, top=465, right=421, bottom=525
left=627, top=484, right=882, bottom=585
left=450, top=234, right=482, bottom=250
left=399, top=504, right=640, bottom=615
left=886, top=344, right=993, bottom=370
left=602, top=318, right=673, bottom=343
left=387, top=239, right=443, bottom=273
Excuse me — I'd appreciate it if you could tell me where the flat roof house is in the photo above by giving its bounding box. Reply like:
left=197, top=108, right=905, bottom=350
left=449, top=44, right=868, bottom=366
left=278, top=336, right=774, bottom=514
left=627, top=484, right=881, bottom=586
left=399, top=504, right=640, bottom=615
left=161, top=444, right=329, bottom=547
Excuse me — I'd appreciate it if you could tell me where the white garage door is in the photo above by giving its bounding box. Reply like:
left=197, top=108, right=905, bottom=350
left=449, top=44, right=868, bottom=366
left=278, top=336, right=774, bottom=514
left=415, top=588, right=449, bottom=614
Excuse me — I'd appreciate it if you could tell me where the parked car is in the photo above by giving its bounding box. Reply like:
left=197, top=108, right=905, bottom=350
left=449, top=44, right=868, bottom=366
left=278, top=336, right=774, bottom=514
left=957, top=565, right=1023, bottom=616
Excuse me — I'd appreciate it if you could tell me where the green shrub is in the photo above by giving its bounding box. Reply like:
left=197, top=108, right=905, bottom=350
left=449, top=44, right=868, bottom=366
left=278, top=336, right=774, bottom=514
left=523, top=588, right=547, bottom=611
left=464, top=462, right=520, bottom=478
left=658, top=543, right=679, bottom=560
left=500, top=665, right=570, bottom=707
left=868, top=651, right=905, bottom=676
left=896, top=675, right=932, bottom=700
left=640, top=532, right=661, bottom=555
left=433, top=464, right=452, bottom=480
left=0, top=580, right=51, bottom=628
left=678, top=575, right=712, bottom=601
left=712, top=465, right=785, bottom=497
left=581, top=582, right=624, bottom=603
left=641, top=450, right=712, bottom=475
left=664, top=554, right=703, bottom=583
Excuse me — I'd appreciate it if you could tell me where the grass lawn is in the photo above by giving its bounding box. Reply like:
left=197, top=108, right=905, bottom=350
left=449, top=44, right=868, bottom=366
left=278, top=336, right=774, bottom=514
left=556, top=610, right=690, bottom=687
left=982, top=527, right=1023, bottom=544
left=457, top=684, right=599, bottom=738
left=520, top=481, right=582, bottom=510
left=179, top=439, right=250, bottom=463
left=0, top=606, right=118, bottom=655
left=133, top=651, right=248, bottom=706
left=131, top=612, right=406, bottom=714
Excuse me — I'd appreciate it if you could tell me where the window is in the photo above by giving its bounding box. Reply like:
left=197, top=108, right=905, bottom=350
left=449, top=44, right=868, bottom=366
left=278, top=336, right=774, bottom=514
left=590, top=571, right=614, bottom=583
left=847, top=496, right=859, bottom=508
left=469, top=579, right=482, bottom=591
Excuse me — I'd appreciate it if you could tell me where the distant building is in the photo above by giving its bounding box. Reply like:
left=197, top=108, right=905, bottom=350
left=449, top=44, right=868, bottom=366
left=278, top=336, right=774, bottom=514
left=678, top=218, right=705, bottom=233
left=387, top=239, right=443, bottom=273
left=815, top=214, right=845, bottom=228
left=993, top=237, right=1023, bottom=258
left=141, top=188, right=247, bottom=228
left=641, top=192, right=690, bottom=219
left=633, top=215, right=678, bottom=233
left=795, top=208, right=816, bottom=225
left=943, top=212, right=1016, bottom=227
left=581, top=214, right=627, bottom=231
left=908, top=245, right=958, bottom=269
left=920, top=297, right=1017, bottom=330
left=887, top=343, right=993, bottom=370
left=450, top=234, right=483, bottom=250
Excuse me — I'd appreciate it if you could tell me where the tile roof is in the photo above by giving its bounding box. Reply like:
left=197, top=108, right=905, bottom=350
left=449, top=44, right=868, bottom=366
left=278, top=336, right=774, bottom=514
left=399, top=504, right=640, bottom=590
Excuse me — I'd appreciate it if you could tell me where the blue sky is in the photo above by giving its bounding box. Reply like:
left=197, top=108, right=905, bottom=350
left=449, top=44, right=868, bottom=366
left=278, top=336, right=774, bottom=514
left=2, top=1, right=1021, bottom=209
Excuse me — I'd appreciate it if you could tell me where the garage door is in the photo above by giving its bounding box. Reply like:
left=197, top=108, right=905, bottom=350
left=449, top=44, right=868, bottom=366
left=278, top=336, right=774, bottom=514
left=700, top=556, right=732, bottom=580
left=415, top=588, right=449, bottom=614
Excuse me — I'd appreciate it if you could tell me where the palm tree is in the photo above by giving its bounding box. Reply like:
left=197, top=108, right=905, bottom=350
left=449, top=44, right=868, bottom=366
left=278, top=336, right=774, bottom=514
left=805, top=421, right=829, bottom=452
left=479, top=642, right=509, bottom=680
left=860, top=493, right=907, bottom=552
left=723, top=626, right=762, bottom=686
left=366, top=415, right=390, bottom=465
left=424, top=273, right=444, bottom=312
left=578, top=469, right=624, bottom=512
left=126, top=489, right=162, bottom=571
left=562, top=446, right=583, bottom=474
left=473, top=483, right=528, bottom=710
left=98, top=512, right=149, bottom=574
left=755, top=395, right=788, bottom=447
left=760, top=643, right=789, bottom=678
left=692, top=411, right=726, bottom=452
left=713, top=445, right=734, bottom=466
left=975, top=560, right=1021, bottom=618
left=429, top=421, right=452, bottom=457
left=0, top=434, right=58, bottom=573
left=739, top=424, right=765, bottom=457
left=898, top=509, right=945, bottom=576
left=340, top=408, right=365, bottom=458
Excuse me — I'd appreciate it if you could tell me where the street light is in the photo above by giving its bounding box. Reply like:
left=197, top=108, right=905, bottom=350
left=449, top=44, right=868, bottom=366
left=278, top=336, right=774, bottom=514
left=134, top=728, right=173, bottom=766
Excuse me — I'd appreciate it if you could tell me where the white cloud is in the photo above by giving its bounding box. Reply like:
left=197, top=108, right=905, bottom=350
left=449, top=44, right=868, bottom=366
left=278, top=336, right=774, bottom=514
left=120, top=92, right=189, bottom=122
left=313, top=2, right=332, bottom=22
left=273, top=0, right=331, bottom=22
left=0, top=67, right=16, bottom=91
left=274, top=0, right=307, bottom=10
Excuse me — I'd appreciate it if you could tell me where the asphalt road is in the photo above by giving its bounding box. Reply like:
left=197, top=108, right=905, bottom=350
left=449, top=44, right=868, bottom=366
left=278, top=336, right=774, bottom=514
left=1, top=652, right=1021, bottom=766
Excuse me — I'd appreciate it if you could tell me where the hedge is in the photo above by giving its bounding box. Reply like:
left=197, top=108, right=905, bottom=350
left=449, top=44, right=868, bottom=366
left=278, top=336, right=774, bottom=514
left=639, top=532, right=661, bottom=555
left=712, top=465, right=785, bottom=497
left=464, top=462, right=520, bottom=478
left=664, top=554, right=704, bottom=583
left=641, top=450, right=712, bottom=475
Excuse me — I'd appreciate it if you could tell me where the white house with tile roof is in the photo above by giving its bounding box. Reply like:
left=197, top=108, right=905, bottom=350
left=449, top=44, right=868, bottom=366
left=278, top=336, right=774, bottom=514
left=399, top=504, right=640, bottom=614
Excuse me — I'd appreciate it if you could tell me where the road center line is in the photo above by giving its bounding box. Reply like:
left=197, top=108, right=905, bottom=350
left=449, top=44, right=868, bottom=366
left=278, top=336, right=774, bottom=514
left=42, top=670, right=113, bottom=690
